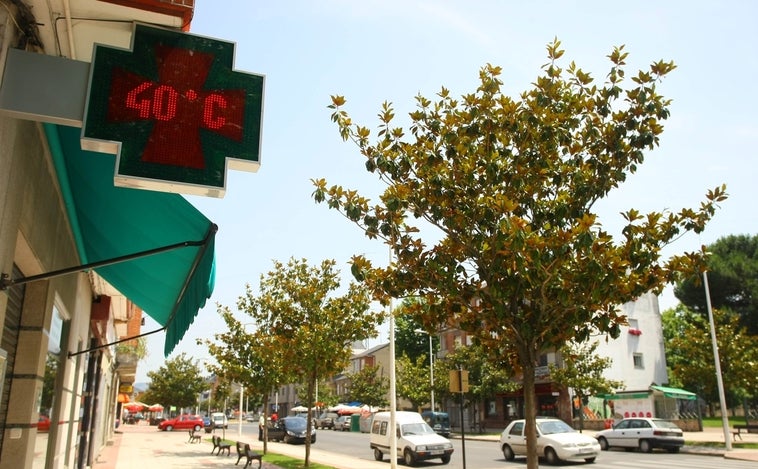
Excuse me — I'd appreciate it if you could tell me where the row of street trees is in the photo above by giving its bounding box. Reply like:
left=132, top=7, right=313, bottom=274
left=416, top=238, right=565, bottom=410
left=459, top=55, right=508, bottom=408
left=200, top=258, right=384, bottom=465
left=139, top=232, right=755, bottom=428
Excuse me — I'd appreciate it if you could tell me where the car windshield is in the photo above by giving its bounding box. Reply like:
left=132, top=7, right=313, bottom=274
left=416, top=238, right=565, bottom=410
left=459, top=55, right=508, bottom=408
left=401, top=422, right=436, bottom=436
left=283, top=417, right=307, bottom=431
left=537, top=420, right=574, bottom=435
left=653, top=420, right=680, bottom=429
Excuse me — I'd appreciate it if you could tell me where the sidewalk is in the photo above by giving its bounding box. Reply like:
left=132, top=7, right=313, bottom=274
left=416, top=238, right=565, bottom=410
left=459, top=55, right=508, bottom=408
left=681, top=425, right=758, bottom=462
left=94, top=422, right=758, bottom=468
left=93, top=423, right=387, bottom=469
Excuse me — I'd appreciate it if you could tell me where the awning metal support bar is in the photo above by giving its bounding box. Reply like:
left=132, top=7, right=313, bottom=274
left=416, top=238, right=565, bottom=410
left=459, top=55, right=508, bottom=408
left=67, top=327, right=165, bottom=358
left=0, top=224, right=218, bottom=291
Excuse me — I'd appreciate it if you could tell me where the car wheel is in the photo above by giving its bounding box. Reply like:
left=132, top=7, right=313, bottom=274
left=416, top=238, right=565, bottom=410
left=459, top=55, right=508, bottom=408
left=639, top=439, right=652, bottom=453
left=403, top=449, right=416, bottom=466
left=502, top=444, right=515, bottom=461
left=283, top=435, right=291, bottom=444
left=194, top=425, right=201, bottom=431
left=165, top=425, right=173, bottom=431
left=440, top=454, right=451, bottom=464
left=598, top=436, right=609, bottom=450
left=545, top=447, right=559, bottom=465
left=373, top=448, right=383, bottom=461
left=311, top=435, right=316, bottom=444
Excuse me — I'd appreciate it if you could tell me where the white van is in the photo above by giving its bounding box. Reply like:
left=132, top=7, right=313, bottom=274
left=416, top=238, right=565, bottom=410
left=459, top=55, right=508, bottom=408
left=210, top=412, right=228, bottom=429
left=369, top=411, right=454, bottom=466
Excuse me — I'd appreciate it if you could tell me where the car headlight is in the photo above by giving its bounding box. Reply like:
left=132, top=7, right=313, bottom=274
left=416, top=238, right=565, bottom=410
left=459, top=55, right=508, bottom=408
left=416, top=445, right=427, bottom=451
left=563, top=442, right=578, bottom=448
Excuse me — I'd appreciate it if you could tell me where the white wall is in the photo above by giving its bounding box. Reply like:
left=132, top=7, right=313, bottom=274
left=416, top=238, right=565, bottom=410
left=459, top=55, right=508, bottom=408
left=595, top=292, right=669, bottom=392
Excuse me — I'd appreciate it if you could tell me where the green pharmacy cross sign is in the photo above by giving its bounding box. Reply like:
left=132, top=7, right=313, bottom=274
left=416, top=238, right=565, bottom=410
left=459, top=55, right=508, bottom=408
left=82, top=23, right=264, bottom=197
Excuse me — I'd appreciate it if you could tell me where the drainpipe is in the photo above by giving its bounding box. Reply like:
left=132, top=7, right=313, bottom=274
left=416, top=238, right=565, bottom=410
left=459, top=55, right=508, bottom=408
left=62, top=0, right=77, bottom=59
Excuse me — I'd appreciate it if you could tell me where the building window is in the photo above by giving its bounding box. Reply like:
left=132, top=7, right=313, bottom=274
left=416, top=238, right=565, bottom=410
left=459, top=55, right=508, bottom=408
left=487, top=399, right=497, bottom=416
left=633, top=353, right=644, bottom=369
left=538, top=354, right=549, bottom=367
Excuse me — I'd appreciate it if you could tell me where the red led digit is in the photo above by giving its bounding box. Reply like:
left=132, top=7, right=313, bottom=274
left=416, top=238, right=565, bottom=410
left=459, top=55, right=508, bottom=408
left=126, top=81, right=152, bottom=118
left=152, top=85, right=178, bottom=121
left=203, top=94, right=227, bottom=129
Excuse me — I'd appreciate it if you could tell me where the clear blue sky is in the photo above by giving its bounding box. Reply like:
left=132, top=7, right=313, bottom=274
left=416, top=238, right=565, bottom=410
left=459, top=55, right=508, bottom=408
left=136, top=0, right=757, bottom=383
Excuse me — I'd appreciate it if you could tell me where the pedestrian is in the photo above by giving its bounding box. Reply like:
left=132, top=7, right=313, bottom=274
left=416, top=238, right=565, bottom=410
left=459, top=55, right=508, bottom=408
left=258, top=414, right=265, bottom=441
left=271, top=412, right=278, bottom=423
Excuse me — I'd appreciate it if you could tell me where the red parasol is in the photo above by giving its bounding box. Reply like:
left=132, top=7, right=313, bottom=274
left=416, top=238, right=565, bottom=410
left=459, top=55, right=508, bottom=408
left=123, top=402, right=147, bottom=413
left=148, top=404, right=164, bottom=412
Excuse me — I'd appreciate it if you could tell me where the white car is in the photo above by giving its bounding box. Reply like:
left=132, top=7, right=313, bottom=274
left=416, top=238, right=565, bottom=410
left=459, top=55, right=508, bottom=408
left=499, top=418, right=600, bottom=464
left=594, top=417, right=684, bottom=453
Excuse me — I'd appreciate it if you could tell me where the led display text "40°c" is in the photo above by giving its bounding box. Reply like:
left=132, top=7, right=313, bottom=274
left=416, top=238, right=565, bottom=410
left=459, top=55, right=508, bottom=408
left=125, top=81, right=229, bottom=129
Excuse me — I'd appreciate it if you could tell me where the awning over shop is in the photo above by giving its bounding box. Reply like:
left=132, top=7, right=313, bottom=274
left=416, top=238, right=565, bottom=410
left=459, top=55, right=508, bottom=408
left=44, top=124, right=216, bottom=356
left=650, top=385, right=697, bottom=400
left=598, top=392, right=650, bottom=400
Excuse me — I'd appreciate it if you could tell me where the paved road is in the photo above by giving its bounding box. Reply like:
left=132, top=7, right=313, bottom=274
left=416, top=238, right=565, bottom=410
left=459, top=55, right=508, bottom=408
left=93, top=421, right=758, bottom=469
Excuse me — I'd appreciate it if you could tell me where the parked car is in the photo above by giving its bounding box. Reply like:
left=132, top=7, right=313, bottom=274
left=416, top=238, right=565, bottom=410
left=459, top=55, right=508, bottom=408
left=210, top=412, right=228, bottom=429
left=333, top=415, right=352, bottom=431
left=37, top=415, right=51, bottom=432
left=421, top=411, right=451, bottom=437
left=265, top=416, right=316, bottom=444
left=594, top=417, right=684, bottom=453
left=158, top=414, right=204, bottom=432
left=203, top=416, right=213, bottom=433
left=125, top=412, right=144, bottom=424
left=315, top=412, right=337, bottom=429
left=370, top=411, right=453, bottom=465
left=499, top=418, right=600, bottom=464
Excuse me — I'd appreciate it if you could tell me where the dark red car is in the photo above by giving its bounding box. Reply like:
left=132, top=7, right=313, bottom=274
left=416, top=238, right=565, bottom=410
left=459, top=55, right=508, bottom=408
left=158, top=414, right=204, bottom=432
left=37, top=415, right=51, bottom=432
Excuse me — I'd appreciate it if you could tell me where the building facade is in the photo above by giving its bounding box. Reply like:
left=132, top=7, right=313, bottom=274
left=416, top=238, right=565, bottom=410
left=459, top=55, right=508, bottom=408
left=0, top=2, right=217, bottom=468
left=438, top=292, right=670, bottom=431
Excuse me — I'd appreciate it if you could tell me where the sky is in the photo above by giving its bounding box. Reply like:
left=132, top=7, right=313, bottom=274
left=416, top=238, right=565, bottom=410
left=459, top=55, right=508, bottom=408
left=135, top=0, right=757, bottom=383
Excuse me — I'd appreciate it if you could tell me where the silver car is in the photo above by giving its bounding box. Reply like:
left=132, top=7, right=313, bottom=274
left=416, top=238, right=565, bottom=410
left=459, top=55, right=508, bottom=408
left=594, top=417, right=684, bottom=453
left=332, top=415, right=352, bottom=431
left=499, top=418, right=600, bottom=464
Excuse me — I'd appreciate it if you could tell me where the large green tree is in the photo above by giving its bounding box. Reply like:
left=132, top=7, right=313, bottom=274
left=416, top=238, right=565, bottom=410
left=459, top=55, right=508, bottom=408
left=347, top=364, right=389, bottom=407
left=675, top=234, right=758, bottom=334
left=199, top=306, right=289, bottom=454
left=146, top=354, right=206, bottom=413
left=396, top=354, right=433, bottom=411
left=313, top=40, right=725, bottom=468
left=395, top=304, right=438, bottom=362
left=237, top=257, right=384, bottom=466
left=663, top=306, right=758, bottom=411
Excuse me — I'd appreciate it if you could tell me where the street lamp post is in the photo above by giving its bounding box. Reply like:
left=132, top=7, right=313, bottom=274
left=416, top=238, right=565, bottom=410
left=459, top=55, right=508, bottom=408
left=415, top=329, right=435, bottom=412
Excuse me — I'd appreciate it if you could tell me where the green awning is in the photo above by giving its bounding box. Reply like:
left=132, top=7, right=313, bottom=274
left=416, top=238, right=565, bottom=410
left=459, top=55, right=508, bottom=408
left=650, top=385, right=697, bottom=400
left=598, top=392, right=650, bottom=400
left=44, top=124, right=216, bottom=356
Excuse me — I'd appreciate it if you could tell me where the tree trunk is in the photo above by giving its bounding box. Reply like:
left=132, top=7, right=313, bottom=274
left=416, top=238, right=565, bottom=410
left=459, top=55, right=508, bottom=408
left=522, top=359, right=539, bottom=469
left=304, top=377, right=316, bottom=467
left=261, top=395, right=269, bottom=454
